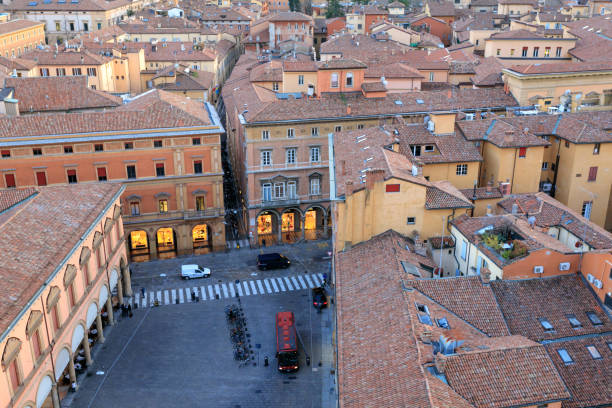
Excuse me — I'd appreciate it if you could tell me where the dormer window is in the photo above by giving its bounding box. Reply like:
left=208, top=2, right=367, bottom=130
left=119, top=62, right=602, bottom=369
left=539, top=318, right=554, bottom=332
left=567, top=314, right=582, bottom=328
left=586, top=311, right=603, bottom=326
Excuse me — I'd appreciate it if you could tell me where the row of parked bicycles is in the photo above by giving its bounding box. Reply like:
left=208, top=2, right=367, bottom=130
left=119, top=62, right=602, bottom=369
left=225, top=303, right=252, bottom=366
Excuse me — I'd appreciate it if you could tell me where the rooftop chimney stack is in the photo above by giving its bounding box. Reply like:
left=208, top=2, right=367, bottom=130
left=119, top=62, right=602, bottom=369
left=365, top=169, right=385, bottom=190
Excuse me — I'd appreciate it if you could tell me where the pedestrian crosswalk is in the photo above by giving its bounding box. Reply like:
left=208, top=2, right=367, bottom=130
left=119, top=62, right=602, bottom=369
left=133, top=273, right=325, bottom=308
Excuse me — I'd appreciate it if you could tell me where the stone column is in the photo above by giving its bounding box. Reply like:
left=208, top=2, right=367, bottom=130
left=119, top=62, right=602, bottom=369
left=300, top=216, right=305, bottom=241
left=82, top=335, right=93, bottom=366
left=105, top=296, right=114, bottom=326
left=96, top=313, right=105, bottom=343
left=123, top=267, right=133, bottom=297
left=68, top=357, right=78, bottom=390
left=323, top=212, right=328, bottom=237
left=51, top=382, right=61, bottom=408
left=117, top=277, right=124, bottom=305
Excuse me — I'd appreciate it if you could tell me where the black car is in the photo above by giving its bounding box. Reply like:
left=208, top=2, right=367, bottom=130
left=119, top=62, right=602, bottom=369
left=257, top=253, right=291, bottom=270
left=312, top=287, right=328, bottom=310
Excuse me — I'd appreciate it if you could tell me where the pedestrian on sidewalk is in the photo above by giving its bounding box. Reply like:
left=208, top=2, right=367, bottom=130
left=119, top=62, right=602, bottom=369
left=141, top=287, right=145, bottom=296
left=262, top=238, right=266, bottom=247
left=127, top=304, right=133, bottom=318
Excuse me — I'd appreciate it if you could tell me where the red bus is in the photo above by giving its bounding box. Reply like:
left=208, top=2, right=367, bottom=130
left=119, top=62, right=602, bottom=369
left=276, top=311, right=299, bottom=372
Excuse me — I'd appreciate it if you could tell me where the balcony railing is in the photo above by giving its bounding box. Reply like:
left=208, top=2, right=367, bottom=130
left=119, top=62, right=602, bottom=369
left=123, top=208, right=223, bottom=223
left=248, top=161, right=329, bottom=173
left=251, top=194, right=330, bottom=208
left=184, top=208, right=223, bottom=220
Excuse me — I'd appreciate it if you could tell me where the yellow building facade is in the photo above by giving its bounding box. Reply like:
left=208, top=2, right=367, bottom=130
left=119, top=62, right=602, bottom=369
left=0, top=20, right=45, bottom=58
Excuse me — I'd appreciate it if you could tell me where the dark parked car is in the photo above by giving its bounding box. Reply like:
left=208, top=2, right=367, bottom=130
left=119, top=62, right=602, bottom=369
left=312, top=287, right=328, bottom=310
left=257, top=253, right=291, bottom=270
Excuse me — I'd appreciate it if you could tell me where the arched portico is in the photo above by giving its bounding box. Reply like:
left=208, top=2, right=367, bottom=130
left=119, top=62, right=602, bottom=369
left=304, top=206, right=327, bottom=240
left=256, top=210, right=280, bottom=246
left=128, top=230, right=150, bottom=262
left=192, top=224, right=212, bottom=254
left=281, top=208, right=302, bottom=244
left=156, top=227, right=177, bottom=259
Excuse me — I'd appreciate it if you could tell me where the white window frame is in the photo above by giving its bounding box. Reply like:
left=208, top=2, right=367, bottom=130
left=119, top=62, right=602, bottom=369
left=261, top=150, right=272, bottom=166
left=311, top=127, right=319, bottom=136
left=331, top=73, right=339, bottom=88
left=309, top=178, right=320, bottom=195
left=346, top=72, right=353, bottom=87
left=456, top=164, right=468, bottom=175
left=287, top=128, right=295, bottom=138
left=310, top=147, right=320, bottom=163
left=335, top=125, right=342, bottom=132
left=287, top=181, right=297, bottom=198
left=429, top=72, right=434, bottom=81
left=460, top=240, right=467, bottom=260
left=262, top=130, right=270, bottom=140
left=272, top=82, right=279, bottom=91
left=298, top=75, right=304, bottom=85
left=286, top=148, right=296, bottom=164
left=262, top=183, right=272, bottom=201
left=274, top=182, right=285, bottom=199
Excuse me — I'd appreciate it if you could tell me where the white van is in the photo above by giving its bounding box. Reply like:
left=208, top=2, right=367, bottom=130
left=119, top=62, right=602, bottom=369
left=181, top=264, right=211, bottom=280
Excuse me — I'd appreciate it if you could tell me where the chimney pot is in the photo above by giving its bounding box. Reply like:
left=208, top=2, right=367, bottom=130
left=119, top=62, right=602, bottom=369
left=365, top=169, right=385, bottom=190
left=480, top=267, right=491, bottom=284
left=434, top=354, right=447, bottom=373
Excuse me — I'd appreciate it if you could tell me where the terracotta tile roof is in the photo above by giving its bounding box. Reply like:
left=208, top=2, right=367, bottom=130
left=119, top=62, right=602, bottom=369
left=459, top=186, right=503, bottom=201
left=457, top=118, right=551, bottom=148
left=545, top=335, right=612, bottom=408
left=318, top=58, right=367, bottom=70
left=505, top=60, right=612, bottom=75
left=444, top=344, right=570, bottom=408
left=0, top=19, right=43, bottom=35
left=498, top=0, right=536, bottom=4
left=394, top=122, right=483, bottom=164
left=426, top=0, right=457, bottom=16
left=0, top=183, right=122, bottom=336
left=0, top=89, right=215, bottom=139
left=490, top=29, right=546, bottom=39
left=282, top=60, right=318, bottom=71
left=497, top=193, right=612, bottom=250
left=429, top=236, right=455, bottom=249
left=407, top=276, right=510, bottom=336
left=365, top=62, right=424, bottom=78
left=20, top=49, right=109, bottom=66
left=336, top=230, right=444, bottom=408
left=142, top=41, right=218, bottom=62
left=156, top=69, right=215, bottom=91
left=471, top=57, right=504, bottom=86
left=8, top=0, right=131, bottom=11
left=268, top=11, right=312, bottom=21
left=118, top=17, right=201, bottom=34
left=249, top=61, right=283, bottom=81
left=0, top=55, right=37, bottom=71
left=563, top=16, right=612, bottom=62
left=0, top=187, right=36, bottom=213
left=4, top=76, right=122, bottom=113
left=360, top=81, right=387, bottom=92
left=490, top=274, right=612, bottom=342
left=426, top=181, right=474, bottom=209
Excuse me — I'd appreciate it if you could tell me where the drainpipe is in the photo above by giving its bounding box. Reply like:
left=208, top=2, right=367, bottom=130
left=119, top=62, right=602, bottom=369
left=510, top=147, right=518, bottom=194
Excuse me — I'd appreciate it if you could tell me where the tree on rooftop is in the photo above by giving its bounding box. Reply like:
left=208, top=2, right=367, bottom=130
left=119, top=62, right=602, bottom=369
left=326, top=0, right=345, bottom=18
left=304, top=0, right=312, bottom=15
left=289, top=0, right=301, bottom=11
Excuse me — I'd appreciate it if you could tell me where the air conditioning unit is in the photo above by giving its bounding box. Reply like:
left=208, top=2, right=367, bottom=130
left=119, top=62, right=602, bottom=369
left=559, top=262, right=570, bottom=271
left=542, top=183, right=552, bottom=192
left=594, top=279, right=603, bottom=289
left=465, top=113, right=475, bottom=121
left=587, top=273, right=594, bottom=283
left=533, top=266, right=544, bottom=274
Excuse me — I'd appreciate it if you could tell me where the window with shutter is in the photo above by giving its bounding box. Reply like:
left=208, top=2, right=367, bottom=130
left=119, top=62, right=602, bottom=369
left=67, top=169, right=77, bottom=184
left=519, top=147, right=527, bottom=157
left=588, top=166, right=598, bottom=182
left=97, top=167, right=107, bottom=181
left=4, top=174, right=16, bottom=188
left=36, top=172, right=47, bottom=186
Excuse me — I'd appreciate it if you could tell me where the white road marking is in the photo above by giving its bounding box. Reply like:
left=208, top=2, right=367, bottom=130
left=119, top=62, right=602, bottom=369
left=291, top=276, right=300, bottom=290
left=284, top=277, right=294, bottom=291
left=164, top=290, right=170, bottom=304
left=134, top=293, right=141, bottom=307
left=277, top=277, right=286, bottom=291
left=297, top=276, right=307, bottom=289
left=178, top=289, right=184, bottom=304
left=256, top=280, right=265, bottom=294
left=236, top=282, right=244, bottom=296
left=192, top=287, right=199, bottom=300
left=249, top=280, right=257, bottom=294
left=222, top=284, right=229, bottom=298
left=243, top=281, right=251, bottom=295
left=214, top=284, right=221, bottom=298
left=229, top=283, right=236, bottom=297
left=312, top=274, right=321, bottom=286
left=156, top=291, right=162, bottom=304
left=270, top=279, right=279, bottom=293
left=207, top=286, right=214, bottom=300
left=317, top=273, right=325, bottom=282
left=200, top=286, right=207, bottom=301
left=171, top=290, right=177, bottom=304
left=305, top=275, right=314, bottom=288
left=185, top=288, right=192, bottom=302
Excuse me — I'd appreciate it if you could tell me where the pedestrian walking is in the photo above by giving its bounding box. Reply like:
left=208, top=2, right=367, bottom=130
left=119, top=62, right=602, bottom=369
left=262, top=238, right=266, bottom=247
left=121, top=304, right=126, bottom=317
left=127, top=304, right=133, bottom=318
left=141, top=287, right=145, bottom=296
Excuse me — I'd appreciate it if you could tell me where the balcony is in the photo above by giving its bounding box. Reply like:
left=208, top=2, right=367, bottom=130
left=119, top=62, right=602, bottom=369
left=184, top=208, right=223, bottom=220
left=123, top=208, right=223, bottom=224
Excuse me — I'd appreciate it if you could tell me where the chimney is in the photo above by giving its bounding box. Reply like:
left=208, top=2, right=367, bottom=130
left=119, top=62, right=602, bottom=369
left=345, top=180, right=354, bottom=194
left=486, top=204, right=492, bottom=216
left=420, top=330, right=433, bottom=344
left=4, top=98, right=20, bottom=116
left=503, top=130, right=513, bottom=145
left=365, top=169, right=385, bottom=190
left=447, top=89, right=452, bottom=99
left=391, top=138, right=400, bottom=152
left=475, top=109, right=481, bottom=120
left=434, top=353, right=447, bottom=374
left=511, top=203, right=518, bottom=214
left=499, top=181, right=511, bottom=196
left=486, top=179, right=493, bottom=192
left=480, top=267, right=491, bottom=284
